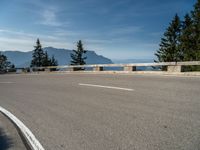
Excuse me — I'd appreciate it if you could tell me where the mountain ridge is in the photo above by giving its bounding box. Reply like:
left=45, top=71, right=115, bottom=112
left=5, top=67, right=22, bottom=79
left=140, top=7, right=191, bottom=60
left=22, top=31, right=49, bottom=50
left=1, top=47, right=113, bottom=67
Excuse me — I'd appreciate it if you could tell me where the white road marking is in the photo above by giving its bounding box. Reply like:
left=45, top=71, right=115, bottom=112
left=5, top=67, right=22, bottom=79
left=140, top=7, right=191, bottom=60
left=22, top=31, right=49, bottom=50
left=0, top=82, right=14, bottom=84
left=79, top=83, right=134, bottom=91
left=0, top=106, right=45, bottom=150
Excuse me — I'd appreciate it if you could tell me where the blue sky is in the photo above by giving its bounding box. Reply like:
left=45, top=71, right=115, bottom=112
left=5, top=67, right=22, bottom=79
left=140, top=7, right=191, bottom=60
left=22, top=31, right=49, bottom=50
left=0, top=0, right=196, bottom=59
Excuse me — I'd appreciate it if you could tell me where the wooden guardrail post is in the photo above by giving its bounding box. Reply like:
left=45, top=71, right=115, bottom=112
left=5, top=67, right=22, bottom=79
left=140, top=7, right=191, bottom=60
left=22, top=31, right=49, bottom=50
left=93, top=66, right=103, bottom=71
left=167, top=65, right=182, bottom=72
left=124, top=66, right=136, bottom=71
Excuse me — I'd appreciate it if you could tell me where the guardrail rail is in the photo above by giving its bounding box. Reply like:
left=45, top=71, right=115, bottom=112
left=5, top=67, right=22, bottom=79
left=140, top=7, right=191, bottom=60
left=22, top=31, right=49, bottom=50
left=16, top=61, right=200, bottom=74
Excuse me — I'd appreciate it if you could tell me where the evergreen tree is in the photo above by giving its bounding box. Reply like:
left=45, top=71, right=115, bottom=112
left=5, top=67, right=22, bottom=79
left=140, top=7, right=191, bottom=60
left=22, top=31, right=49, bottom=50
left=50, top=55, right=58, bottom=66
left=42, top=51, right=51, bottom=67
left=70, top=40, right=87, bottom=67
left=11, top=64, right=15, bottom=69
left=10, top=64, right=16, bottom=72
left=180, top=14, right=194, bottom=61
left=49, top=55, right=58, bottom=71
left=154, top=0, right=200, bottom=71
left=31, top=38, right=45, bottom=67
left=0, top=52, right=11, bottom=72
left=155, top=14, right=182, bottom=64
left=41, top=51, right=58, bottom=67
left=191, top=0, right=200, bottom=61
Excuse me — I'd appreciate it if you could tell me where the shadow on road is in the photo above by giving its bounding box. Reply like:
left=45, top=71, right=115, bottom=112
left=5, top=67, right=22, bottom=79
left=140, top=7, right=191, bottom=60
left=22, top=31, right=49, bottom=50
left=0, top=128, right=13, bottom=150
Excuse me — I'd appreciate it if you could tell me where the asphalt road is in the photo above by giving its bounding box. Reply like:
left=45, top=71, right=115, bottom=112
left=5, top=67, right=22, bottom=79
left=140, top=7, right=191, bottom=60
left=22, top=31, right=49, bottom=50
left=0, top=73, right=200, bottom=150
left=0, top=113, right=26, bottom=150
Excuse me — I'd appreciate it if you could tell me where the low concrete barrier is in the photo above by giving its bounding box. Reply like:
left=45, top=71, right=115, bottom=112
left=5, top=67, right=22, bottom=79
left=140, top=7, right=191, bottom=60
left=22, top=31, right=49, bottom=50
left=17, top=61, right=200, bottom=74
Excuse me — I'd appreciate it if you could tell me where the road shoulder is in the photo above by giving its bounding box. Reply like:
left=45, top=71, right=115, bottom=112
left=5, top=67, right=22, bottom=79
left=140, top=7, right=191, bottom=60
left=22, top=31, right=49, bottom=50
left=0, top=112, right=27, bottom=150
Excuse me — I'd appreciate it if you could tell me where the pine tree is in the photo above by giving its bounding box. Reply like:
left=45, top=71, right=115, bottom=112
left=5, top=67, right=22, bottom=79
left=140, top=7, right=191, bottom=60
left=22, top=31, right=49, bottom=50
left=50, top=55, right=58, bottom=66
left=155, top=0, right=200, bottom=71
left=49, top=55, right=58, bottom=71
left=70, top=40, right=87, bottom=66
left=180, top=14, right=194, bottom=61
left=10, top=64, right=16, bottom=72
left=11, top=64, right=15, bottom=69
left=191, top=0, right=200, bottom=61
left=155, top=14, right=181, bottom=65
left=0, top=52, right=11, bottom=72
left=42, top=51, right=51, bottom=67
left=31, top=38, right=45, bottom=67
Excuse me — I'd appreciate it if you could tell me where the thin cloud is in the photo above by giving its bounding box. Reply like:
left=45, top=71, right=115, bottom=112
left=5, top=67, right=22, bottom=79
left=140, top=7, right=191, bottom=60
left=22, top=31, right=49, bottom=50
left=52, top=29, right=81, bottom=37
left=20, top=0, right=66, bottom=27
left=0, top=29, right=57, bottom=40
left=109, top=26, right=143, bottom=36
left=149, top=32, right=163, bottom=38
left=39, top=8, right=63, bottom=27
left=0, top=29, right=73, bottom=51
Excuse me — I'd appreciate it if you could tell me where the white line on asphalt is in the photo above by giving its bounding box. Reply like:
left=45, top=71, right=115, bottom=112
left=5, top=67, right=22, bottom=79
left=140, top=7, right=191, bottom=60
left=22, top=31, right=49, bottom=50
left=79, top=83, right=134, bottom=91
left=0, top=82, right=14, bottom=84
left=0, top=106, right=45, bottom=150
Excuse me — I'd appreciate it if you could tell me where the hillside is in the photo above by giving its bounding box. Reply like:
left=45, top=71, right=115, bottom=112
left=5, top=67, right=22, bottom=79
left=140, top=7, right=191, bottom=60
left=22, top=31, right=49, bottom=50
left=1, top=47, right=113, bottom=67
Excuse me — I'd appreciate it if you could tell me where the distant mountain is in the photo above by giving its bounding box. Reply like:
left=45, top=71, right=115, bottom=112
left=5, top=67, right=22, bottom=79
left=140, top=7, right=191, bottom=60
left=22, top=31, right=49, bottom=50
left=1, top=47, right=113, bottom=67
left=112, top=58, right=154, bottom=64
left=111, top=58, right=155, bottom=71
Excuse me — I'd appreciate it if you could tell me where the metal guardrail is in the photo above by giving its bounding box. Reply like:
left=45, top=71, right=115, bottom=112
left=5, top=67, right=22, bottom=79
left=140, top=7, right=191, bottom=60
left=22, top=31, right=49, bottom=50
left=15, top=61, right=200, bottom=73
left=31, top=61, right=200, bottom=68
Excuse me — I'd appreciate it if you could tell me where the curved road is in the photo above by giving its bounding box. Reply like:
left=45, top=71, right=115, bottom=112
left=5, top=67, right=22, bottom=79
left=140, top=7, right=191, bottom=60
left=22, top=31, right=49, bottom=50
left=0, top=73, right=200, bottom=150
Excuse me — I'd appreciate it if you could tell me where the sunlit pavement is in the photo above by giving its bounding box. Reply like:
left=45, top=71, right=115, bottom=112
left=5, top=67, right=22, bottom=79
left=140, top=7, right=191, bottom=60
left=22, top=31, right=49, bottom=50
left=0, top=73, right=200, bottom=150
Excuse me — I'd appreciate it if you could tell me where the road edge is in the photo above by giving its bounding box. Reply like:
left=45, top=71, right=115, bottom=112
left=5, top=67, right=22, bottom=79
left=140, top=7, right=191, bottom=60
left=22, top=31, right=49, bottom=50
left=0, top=106, right=45, bottom=150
